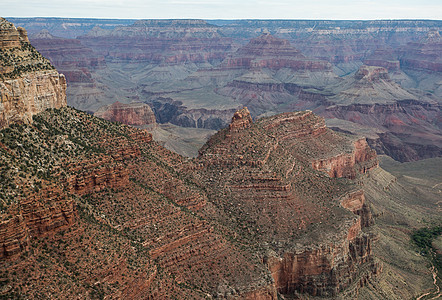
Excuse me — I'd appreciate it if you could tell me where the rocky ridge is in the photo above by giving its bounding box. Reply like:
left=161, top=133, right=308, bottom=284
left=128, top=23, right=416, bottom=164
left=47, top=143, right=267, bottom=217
left=0, top=18, right=66, bottom=129
left=196, top=108, right=380, bottom=297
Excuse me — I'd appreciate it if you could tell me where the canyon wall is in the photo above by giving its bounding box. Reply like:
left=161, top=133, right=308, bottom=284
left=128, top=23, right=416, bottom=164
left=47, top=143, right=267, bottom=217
left=94, top=101, right=156, bottom=126
left=0, top=18, right=66, bottom=129
left=0, top=70, right=67, bottom=128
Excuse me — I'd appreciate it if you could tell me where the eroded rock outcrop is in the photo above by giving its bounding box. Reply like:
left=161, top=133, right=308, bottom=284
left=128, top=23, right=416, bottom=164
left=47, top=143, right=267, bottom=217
left=94, top=101, right=156, bottom=126
left=229, top=106, right=252, bottom=132
left=267, top=223, right=380, bottom=297
left=0, top=18, right=66, bottom=129
left=312, top=138, right=378, bottom=179
left=0, top=184, right=76, bottom=259
left=148, top=97, right=237, bottom=130
left=0, top=71, right=67, bottom=128
left=0, top=214, right=30, bottom=259
left=197, top=108, right=380, bottom=298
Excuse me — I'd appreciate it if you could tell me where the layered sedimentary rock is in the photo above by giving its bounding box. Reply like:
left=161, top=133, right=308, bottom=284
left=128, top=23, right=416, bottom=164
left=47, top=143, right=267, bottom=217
left=221, top=33, right=331, bottom=71
left=364, top=48, right=401, bottom=71
left=312, top=138, right=378, bottom=179
left=0, top=18, right=66, bottom=129
left=0, top=183, right=76, bottom=260
left=5, top=18, right=441, bottom=162
left=5, top=17, right=136, bottom=39
left=148, top=97, right=237, bottom=130
left=0, top=106, right=277, bottom=298
left=0, top=100, right=382, bottom=298
left=267, top=225, right=379, bottom=297
left=28, top=30, right=110, bottom=110
left=0, top=70, right=67, bottom=128
left=203, top=34, right=338, bottom=116
left=399, top=30, right=442, bottom=73
left=2, top=18, right=423, bottom=299
left=316, top=65, right=442, bottom=161
left=94, top=101, right=156, bottom=126
left=0, top=18, right=21, bottom=49
left=30, top=30, right=106, bottom=83
left=0, top=215, right=30, bottom=259
left=79, top=20, right=233, bottom=65
left=218, top=20, right=441, bottom=75
left=197, top=108, right=380, bottom=297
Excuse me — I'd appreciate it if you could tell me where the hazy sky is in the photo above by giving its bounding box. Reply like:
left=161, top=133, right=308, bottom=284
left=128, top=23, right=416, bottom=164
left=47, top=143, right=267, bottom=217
left=3, top=0, right=441, bottom=20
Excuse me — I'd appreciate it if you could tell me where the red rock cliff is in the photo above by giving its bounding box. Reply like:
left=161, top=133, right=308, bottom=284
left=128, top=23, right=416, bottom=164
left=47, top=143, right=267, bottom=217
left=312, top=138, right=378, bottom=179
left=198, top=108, right=381, bottom=298
left=0, top=185, right=76, bottom=259
left=94, top=101, right=156, bottom=126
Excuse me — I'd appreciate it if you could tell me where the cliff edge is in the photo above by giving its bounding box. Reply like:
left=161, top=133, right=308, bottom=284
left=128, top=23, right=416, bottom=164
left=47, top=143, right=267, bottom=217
left=0, top=18, right=66, bottom=129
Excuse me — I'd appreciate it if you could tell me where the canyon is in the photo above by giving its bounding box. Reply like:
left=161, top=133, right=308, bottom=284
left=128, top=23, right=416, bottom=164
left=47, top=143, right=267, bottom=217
left=0, top=17, right=440, bottom=299
left=6, top=17, right=438, bottom=162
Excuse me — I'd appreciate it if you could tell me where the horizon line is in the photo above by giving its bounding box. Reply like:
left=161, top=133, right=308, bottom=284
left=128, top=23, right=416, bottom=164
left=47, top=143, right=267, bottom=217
left=5, top=16, right=442, bottom=22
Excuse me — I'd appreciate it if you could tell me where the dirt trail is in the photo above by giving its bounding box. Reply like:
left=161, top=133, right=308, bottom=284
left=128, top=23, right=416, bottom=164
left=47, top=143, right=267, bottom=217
left=416, top=265, right=440, bottom=300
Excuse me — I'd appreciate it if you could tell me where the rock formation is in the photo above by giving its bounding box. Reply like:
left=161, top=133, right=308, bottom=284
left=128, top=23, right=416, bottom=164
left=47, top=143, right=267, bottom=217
left=197, top=108, right=380, bottom=297
left=94, top=101, right=156, bottom=126
left=29, top=29, right=108, bottom=111
left=229, top=106, right=252, bottom=132
left=78, top=19, right=233, bottom=65
left=0, top=18, right=66, bottom=129
left=30, top=30, right=106, bottom=83
left=399, top=30, right=442, bottom=73
left=14, top=18, right=440, bottom=162
left=148, top=97, right=238, bottom=130
left=316, top=65, right=442, bottom=161
left=222, top=33, right=331, bottom=71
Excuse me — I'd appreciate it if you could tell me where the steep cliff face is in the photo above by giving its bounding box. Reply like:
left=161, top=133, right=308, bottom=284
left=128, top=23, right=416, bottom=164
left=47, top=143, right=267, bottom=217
left=267, top=225, right=380, bottom=297
left=0, top=18, right=66, bottom=129
left=221, top=33, right=331, bottom=71
left=399, top=30, right=442, bottom=73
left=79, top=19, right=233, bottom=65
left=0, top=20, right=71, bottom=258
left=311, top=138, right=378, bottom=179
left=94, top=101, right=156, bottom=126
left=0, top=70, right=66, bottom=128
left=148, top=97, right=237, bottom=130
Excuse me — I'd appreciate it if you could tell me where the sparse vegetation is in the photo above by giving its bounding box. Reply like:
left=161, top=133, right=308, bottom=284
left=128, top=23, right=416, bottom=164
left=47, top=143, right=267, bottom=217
left=412, top=226, right=442, bottom=272
left=0, top=41, right=54, bottom=80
